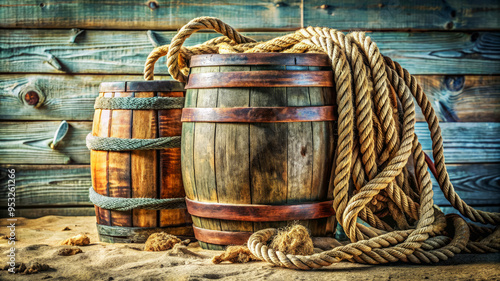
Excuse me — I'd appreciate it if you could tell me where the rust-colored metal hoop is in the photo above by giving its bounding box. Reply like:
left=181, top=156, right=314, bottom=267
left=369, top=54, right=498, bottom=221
left=181, top=106, right=337, bottom=123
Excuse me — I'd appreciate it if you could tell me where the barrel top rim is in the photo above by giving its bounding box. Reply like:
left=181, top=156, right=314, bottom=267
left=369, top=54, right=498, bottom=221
left=189, top=53, right=331, bottom=67
left=99, top=80, right=185, bottom=92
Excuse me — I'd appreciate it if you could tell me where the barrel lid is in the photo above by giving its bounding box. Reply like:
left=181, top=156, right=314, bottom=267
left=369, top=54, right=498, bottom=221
left=189, top=53, right=331, bottom=68
left=99, top=81, right=185, bottom=92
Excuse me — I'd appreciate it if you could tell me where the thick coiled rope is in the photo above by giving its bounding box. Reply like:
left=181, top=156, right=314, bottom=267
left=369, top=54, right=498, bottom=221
left=144, top=17, right=500, bottom=269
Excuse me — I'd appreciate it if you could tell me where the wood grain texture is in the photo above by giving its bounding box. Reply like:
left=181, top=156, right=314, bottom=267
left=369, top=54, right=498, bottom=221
left=413, top=75, right=500, bottom=122
left=0, top=0, right=301, bottom=30
left=0, top=74, right=166, bottom=120
left=0, top=121, right=92, bottom=164
left=107, top=92, right=133, bottom=227
left=1, top=29, right=499, bottom=75
left=1, top=1, right=497, bottom=30
left=249, top=65, right=289, bottom=233
left=286, top=82, right=313, bottom=232
left=192, top=66, right=222, bottom=249
left=131, top=91, right=157, bottom=227
left=158, top=91, right=191, bottom=228
left=304, top=0, right=500, bottom=30
left=1, top=74, right=497, bottom=122
left=431, top=164, right=500, bottom=207
left=214, top=65, right=253, bottom=239
left=0, top=165, right=92, bottom=207
left=91, top=92, right=111, bottom=226
left=418, top=122, right=500, bottom=163
left=180, top=70, right=203, bottom=245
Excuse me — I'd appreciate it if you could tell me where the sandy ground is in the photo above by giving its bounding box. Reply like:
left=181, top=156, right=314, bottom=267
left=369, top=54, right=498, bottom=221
left=0, top=216, right=499, bottom=281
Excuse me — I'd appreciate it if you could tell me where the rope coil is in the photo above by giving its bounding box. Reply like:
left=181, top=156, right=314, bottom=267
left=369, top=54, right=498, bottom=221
left=143, top=16, right=500, bottom=269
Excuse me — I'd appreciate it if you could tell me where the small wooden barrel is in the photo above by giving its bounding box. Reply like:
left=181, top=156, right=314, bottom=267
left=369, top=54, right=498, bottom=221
left=91, top=81, right=193, bottom=243
left=181, top=53, right=337, bottom=249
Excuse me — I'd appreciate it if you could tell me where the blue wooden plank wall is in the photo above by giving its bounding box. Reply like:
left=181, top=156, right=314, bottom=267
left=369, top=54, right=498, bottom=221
left=0, top=0, right=499, bottom=218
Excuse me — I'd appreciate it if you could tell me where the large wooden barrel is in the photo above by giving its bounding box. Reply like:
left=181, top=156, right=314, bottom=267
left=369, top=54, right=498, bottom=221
left=181, top=53, right=337, bottom=249
left=91, top=81, right=193, bottom=243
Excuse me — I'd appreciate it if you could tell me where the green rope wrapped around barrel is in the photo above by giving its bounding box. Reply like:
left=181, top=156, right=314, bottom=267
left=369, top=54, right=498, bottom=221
left=89, top=188, right=186, bottom=211
left=86, top=134, right=181, bottom=151
left=94, top=96, right=185, bottom=110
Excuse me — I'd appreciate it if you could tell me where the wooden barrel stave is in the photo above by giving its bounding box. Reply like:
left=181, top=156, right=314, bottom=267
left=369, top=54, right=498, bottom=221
left=308, top=77, right=336, bottom=236
left=193, top=66, right=224, bottom=250
left=108, top=91, right=133, bottom=227
left=215, top=65, right=254, bottom=249
left=92, top=92, right=112, bottom=227
left=182, top=56, right=336, bottom=249
left=131, top=91, right=157, bottom=227
left=158, top=91, right=191, bottom=228
left=91, top=83, right=193, bottom=243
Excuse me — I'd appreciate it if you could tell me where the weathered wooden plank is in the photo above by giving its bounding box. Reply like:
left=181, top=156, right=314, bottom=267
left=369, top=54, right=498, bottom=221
left=0, top=207, right=95, bottom=218
left=413, top=75, right=500, bottom=122
left=0, top=0, right=301, bottom=30
left=418, top=122, right=500, bottom=163
left=373, top=32, right=500, bottom=76
left=1, top=74, right=498, bottom=122
left=0, top=121, right=91, bottom=164
left=286, top=78, right=313, bottom=232
left=304, top=0, right=500, bottom=30
left=432, top=164, right=500, bottom=207
left=1, top=29, right=499, bottom=75
left=0, top=165, right=92, bottom=207
left=1, top=1, right=497, bottom=30
left=1, top=121, right=498, bottom=164
left=1, top=163, right=496, bottom=210
left=0, top=30, right=286, bottom=74
left=0, top=74, right=169, bottom=120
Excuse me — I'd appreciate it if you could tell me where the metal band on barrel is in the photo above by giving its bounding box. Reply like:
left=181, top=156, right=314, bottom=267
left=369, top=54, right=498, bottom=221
left=189, top=53, right=331, bottom=67
left=185, top=71, right=334, bottom=89
left=185, top=198, right=335, bottom=222
left=181, top=106, right=337, bottom=123
left=192, top=226, right=253, bottom=245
